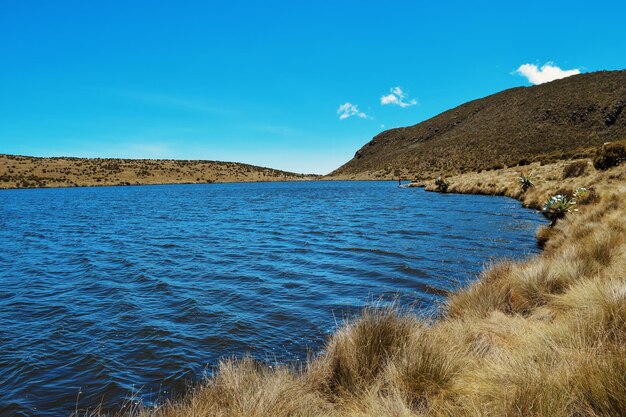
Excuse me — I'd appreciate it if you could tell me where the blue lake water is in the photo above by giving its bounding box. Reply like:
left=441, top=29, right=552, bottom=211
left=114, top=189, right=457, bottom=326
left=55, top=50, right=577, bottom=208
left=0, top=181, right=545, bottom=416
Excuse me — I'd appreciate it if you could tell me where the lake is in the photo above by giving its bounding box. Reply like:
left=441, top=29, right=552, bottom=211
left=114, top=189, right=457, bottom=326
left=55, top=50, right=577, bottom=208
left=0, top=181, right=545, bottom=416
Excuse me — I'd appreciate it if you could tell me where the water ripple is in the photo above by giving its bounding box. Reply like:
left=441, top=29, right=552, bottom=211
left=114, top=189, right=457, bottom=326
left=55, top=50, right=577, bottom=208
left=0, top=181, right=545, bottom=416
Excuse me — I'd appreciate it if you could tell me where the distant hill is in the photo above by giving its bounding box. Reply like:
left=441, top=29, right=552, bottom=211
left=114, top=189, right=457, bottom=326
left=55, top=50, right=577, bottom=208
left=0, top=155, right=316, bottom=189
left=331, top=70, right=626, bottom=179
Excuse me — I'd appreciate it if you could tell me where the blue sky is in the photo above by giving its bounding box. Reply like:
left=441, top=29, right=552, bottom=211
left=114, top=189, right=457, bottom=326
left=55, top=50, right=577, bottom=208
left=1, top=1, right=625, bottom=174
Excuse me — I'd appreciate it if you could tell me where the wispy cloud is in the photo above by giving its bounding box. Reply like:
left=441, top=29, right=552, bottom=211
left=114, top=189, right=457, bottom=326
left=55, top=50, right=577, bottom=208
left=76, top=142, right=176, bottom=159
left=110, top=90, right=235, bottom=116
left=337, top=102, right=368, bottom=120
left=253, top=125, right=303, bottom=137
left=515, top=63, right=581, bottom=85
left=380, top=87, right=417, bottom=108
left=39, top=141, right=177, bottom=160
left=116, top=143, right=173, bottom=159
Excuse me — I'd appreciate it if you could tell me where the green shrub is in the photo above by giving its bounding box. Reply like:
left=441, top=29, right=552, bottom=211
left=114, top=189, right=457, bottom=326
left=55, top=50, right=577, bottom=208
left=573, top=187, right=589, bottom=200
left=573, top=187, right=600, bottom=205
left=593, top=141, right=626, bottom=170
left=543, top=194, right=576, bottom=225
left=518, top=174, right=534, bottom=192
left=562, top=160, right=588, bottom=178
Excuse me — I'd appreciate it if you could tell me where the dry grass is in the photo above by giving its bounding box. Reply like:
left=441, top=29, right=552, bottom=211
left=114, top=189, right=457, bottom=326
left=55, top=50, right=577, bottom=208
left=562, top=160, right=589, bottom=179
left=82, top=157, right=626, bottom=417
left=0, top=154, right=317, bottom=189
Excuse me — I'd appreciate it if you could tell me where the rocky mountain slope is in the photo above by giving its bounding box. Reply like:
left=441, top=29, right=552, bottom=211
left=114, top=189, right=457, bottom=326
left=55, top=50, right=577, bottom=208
left=331, top=70, right=626, bottom=179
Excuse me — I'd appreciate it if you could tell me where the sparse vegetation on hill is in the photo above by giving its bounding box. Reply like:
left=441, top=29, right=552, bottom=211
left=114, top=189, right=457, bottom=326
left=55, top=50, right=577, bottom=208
left=562, top=160, right=589, bottom=178
left=330, top=70, right=626, bottom=180
left=0, top=154, right=317, bottom=189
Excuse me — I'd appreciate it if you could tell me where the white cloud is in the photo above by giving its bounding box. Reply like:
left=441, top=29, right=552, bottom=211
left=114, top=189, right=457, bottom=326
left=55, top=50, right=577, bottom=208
left=515, top=63, right=581, bottom=85
left=380, top=86, right=417, bottom=108
left=337, top=102, right=368, bottom=120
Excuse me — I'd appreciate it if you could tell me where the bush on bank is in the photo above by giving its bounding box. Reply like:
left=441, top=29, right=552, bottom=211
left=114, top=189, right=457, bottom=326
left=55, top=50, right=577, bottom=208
left=593, top=140, right=626, bottom=171
left=434, top=176, right=449, bottom=193
left=518, top=173, right=534, bottom=192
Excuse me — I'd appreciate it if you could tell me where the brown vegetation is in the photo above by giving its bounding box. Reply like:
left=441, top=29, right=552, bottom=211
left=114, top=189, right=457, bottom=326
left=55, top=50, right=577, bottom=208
left=593, top=139, right=626, bottom=171
left=0, top=154, right=317, bottom=189
left=330, top=70, right=626, bottom=180
left=79, top=153, right=626, bottom=416
left=562, top=160, right=589, bottom=178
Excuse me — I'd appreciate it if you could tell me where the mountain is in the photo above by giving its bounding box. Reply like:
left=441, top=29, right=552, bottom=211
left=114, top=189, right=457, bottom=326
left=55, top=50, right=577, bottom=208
left=0, top=155, right=316, bottom=189
left=331, top=70, right=626, bottom=179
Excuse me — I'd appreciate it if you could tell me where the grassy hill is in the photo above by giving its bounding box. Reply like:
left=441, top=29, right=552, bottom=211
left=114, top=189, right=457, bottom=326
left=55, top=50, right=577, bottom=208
left=331, top=70, right=626, bottom=179
left=0, top=154, right=316, bottom=189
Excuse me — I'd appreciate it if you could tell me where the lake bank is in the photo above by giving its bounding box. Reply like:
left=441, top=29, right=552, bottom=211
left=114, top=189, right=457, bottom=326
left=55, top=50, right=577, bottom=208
left=104, top=157, right=626, bottom=417
left=74, top=155, right=626, bottom=417
left=0, top=181, right=545, bottom=416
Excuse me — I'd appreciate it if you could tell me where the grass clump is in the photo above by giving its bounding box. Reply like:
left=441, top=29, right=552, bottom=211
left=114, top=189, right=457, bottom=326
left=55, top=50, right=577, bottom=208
left=137, top=357, right=328, bottom=417
left=315, top=307, right=417, bottom=395
left=593, top=140, right=626, bottom=170
left=535, top=225, right=554, bottom=248
left=562, top=160, right=588, bottom=178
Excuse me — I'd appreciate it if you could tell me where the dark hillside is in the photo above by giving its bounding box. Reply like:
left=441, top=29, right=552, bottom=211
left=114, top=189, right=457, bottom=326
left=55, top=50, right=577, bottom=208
left=331, top=70, right=626, bottom=179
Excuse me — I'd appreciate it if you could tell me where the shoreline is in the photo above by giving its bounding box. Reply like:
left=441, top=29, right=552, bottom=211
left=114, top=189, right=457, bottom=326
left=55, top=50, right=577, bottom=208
left=0, top=176, right=425, bottom=191
left=0, top=178, right=409, bottom=191
left=79, top=156, right=626, bottom=416
left=0, top=177, right=323, bottom=191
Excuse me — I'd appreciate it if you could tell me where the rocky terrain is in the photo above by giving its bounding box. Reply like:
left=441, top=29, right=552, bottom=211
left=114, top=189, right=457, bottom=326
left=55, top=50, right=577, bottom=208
left=331, top=70, right=626, bottom=179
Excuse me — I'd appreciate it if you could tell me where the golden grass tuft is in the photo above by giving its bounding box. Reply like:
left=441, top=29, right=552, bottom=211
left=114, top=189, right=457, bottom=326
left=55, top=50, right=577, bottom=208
left=313, top=307, right=418, bottom=396
left=130, top=358, right=329, bottom=417
left=535, top=225, right=554, bottom=248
